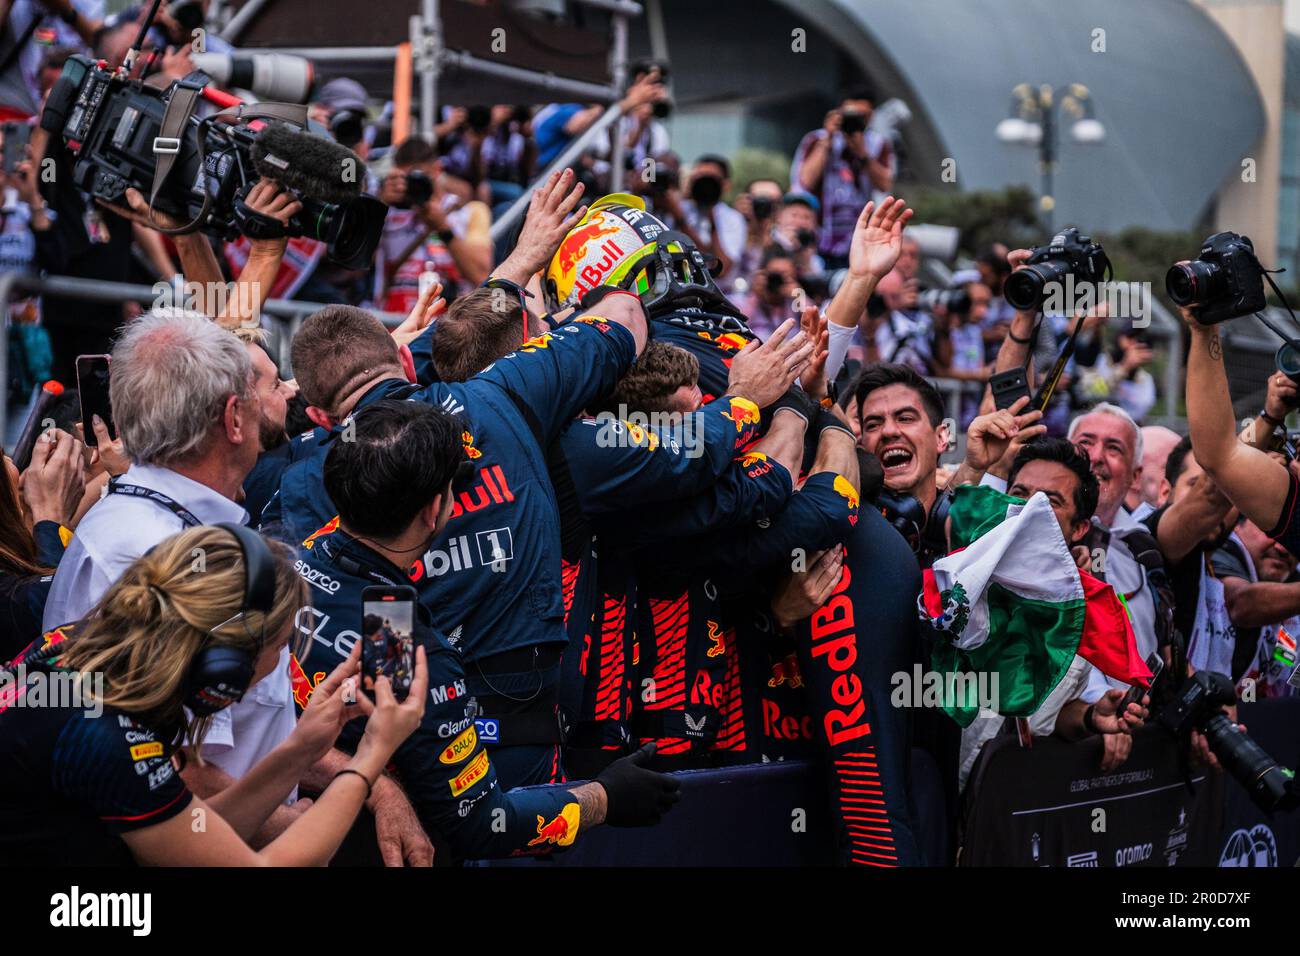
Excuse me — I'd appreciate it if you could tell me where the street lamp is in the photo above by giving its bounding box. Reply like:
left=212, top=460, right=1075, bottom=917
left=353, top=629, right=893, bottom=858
left=996, top=83, right=1105, bottom=232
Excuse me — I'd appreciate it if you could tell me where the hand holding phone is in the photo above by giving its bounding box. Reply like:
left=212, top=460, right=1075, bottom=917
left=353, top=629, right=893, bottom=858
left=75, top=354, right=115, bottom=449
left=1119, top=652, right=1164, bottom=718
left=361, top=585, right=418, bottom=701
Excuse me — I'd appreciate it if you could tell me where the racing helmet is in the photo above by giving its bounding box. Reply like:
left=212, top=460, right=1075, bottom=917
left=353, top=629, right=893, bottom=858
left=543, top=193, right=728, bottom=315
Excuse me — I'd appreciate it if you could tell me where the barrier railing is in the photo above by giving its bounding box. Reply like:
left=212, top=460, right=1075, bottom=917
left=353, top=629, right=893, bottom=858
left=0, top=271, right=408, bottom=444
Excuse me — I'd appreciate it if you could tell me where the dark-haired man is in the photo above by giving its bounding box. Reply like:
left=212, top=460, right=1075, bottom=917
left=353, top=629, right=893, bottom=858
left=854, top=361, right=1045, bottom=566
left=291, top=400, right=680, bottom=861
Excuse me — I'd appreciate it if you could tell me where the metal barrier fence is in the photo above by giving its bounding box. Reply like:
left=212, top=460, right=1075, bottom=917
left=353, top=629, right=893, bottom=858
left=0, top=271, right=408, bottom=444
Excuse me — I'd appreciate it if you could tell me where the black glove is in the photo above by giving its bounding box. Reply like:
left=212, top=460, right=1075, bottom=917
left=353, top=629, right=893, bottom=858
left=762, top=384, right=819, bottom=430
left=594, top=742, right=682, bottom=827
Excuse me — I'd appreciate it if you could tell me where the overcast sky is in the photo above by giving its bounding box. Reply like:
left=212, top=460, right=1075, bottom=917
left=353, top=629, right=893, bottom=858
left=1288, top=0, right=1300, bottom=33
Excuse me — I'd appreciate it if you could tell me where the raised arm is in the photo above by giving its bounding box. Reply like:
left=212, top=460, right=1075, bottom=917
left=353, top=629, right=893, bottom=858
left=1183, top=307, right=1291, bottom=530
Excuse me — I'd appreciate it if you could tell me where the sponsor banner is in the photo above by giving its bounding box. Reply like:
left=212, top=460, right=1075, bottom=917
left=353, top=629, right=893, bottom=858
left=961, top=725, right=1222, bottom=866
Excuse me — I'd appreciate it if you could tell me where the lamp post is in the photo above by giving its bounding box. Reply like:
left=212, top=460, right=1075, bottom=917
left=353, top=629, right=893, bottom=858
left=996, top=83, right=1105, bottom=233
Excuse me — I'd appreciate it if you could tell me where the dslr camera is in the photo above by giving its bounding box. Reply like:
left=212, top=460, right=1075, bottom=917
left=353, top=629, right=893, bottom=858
left=1165, top=231, right=1266, bottom=326
left=1159, top=670, right=1297, bottom=813
left=40, top=54, right=386, bottom=269
left=1003, top=227, right=1110, bottom=312
left=918, top=285, right=971, bottom=315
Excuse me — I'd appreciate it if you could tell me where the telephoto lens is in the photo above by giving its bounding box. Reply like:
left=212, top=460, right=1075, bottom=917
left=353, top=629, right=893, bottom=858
left=1201, top=712, right=1294, bottom=812
left=1276, top=343, right=1300, bottom=393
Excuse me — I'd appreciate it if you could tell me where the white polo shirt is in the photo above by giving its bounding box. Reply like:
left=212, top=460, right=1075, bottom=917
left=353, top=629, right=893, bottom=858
left=42, top=462, right=298, bottom=798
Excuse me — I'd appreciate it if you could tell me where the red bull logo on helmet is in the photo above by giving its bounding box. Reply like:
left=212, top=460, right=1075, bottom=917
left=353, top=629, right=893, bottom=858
left=556, top=220, right=622, bottom=277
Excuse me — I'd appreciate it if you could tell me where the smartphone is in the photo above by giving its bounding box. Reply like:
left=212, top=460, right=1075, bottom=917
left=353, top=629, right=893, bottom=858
left=1, top=121, right=29, bottom=174
left=75, top=354, right=115, bottom=448
left=361, top=585, right=417, bottom=701
left=989, top=368, right=1031, bottom=410
left=1120, top=652, right=1164, bottom=715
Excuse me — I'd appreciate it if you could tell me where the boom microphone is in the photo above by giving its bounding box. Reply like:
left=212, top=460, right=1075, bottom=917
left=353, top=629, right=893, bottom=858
left=251, top=122, right=366, bottom=205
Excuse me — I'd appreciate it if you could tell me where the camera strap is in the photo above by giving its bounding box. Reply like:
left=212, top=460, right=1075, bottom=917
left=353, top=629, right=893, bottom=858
left=148, top=81, right=204, bottom=233
left=1030, top=309, right=1088, bottom=412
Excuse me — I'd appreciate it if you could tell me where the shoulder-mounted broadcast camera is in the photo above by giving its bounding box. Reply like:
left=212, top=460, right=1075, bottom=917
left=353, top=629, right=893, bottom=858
left=40, top=29, right=385, bottom=269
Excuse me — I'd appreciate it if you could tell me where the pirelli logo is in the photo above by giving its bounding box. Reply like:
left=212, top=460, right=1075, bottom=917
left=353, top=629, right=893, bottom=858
left=130, top=742, right=164, bottom=761
left=449, top=750, right=490, bottom=796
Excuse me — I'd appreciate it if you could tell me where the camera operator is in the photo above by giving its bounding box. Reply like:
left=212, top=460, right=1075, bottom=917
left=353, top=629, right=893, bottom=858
left=291, top=400, right=681, bottom=859
left=928, top=277, right=993, bottom=426
left=791, top=88, right=895, bottom=268
left=0, top=525, right=429, bottom=864
left=732, top=177, right=783, bottom=277
left=376, top=136, right=492, bottom=313
left=531, top=65, right=669, bottom=177
left=1075, top=320, right=1157, bottom=423
left=738, top=246, right=799, bottom=340
left=768, top=190, right=826, bottom=279
left=657, top=154, right=745, bottom=285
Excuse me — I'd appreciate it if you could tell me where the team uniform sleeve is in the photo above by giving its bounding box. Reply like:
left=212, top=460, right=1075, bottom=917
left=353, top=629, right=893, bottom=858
left=470, top=316, right=637, bottom=444
left=561, top=393, right=766, bottom=515
left=389, top=644, right=584, bottom=860
left=50, top=713, right=192, bottom=834
left=606, top=453, right=794, bottom=551
left=408, top=321, right=441, bottom=386
left=634, top=470, right=858, bottom=593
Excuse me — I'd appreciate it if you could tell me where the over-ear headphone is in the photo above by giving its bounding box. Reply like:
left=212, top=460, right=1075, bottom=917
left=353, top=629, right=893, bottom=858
left=184, top=522, right=278, bottom=717
left=876, top=488, right=955, bottom=563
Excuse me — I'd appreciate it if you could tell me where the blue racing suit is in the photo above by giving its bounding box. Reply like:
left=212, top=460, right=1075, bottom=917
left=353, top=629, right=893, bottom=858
left=263, top=316, right=638, bottom=787
left=290, top=527, right=588, bottom=862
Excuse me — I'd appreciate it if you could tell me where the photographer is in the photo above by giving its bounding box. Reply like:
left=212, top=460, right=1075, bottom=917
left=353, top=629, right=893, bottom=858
left=1075, top=320, right=1157, bottom=423
left=770, top=191, right=826, bottom=278
left=738, top=246, right=799, bottom=340
left=1218, top=516, right=1300, bottom=695
left=791, top=88, right=895, bottom=267
left=0, top=0, right=99, bottom=117
left=291, top=400, right=680, bottom=860
left=376, top=137, right=492, bottom=313
left=532, top=66, right=669, bottom=174
left=0, top=525, right=429, bottom=865
left=659, top=154, right=745, bottom=285
left=732, top=177, right=783, bottom=277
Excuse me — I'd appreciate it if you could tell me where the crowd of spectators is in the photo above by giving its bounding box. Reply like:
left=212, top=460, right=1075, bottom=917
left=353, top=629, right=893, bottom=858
left=0, top=0, right=1293, bottom=870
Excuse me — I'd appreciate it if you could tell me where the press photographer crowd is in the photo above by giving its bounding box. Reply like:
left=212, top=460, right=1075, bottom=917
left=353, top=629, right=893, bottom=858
left=0, top=0, right=1298, bottom=871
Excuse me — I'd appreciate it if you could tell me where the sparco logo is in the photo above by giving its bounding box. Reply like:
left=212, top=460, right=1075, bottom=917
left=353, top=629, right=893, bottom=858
left=294, top=560, right=342, bottom=594
left=1115, top=842, right=1153, bottom=866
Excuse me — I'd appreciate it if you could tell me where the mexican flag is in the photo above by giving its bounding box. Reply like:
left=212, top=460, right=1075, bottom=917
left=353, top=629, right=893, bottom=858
left=919, top=485, right=1150, bottom=726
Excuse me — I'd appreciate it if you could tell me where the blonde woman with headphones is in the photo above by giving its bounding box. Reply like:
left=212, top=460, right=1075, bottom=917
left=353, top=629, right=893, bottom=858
left=0, top=524, right=427, bottom=865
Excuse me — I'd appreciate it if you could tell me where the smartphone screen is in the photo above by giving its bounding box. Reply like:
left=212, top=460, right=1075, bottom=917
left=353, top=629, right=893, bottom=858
left=75, top=354, right=115, bottom=448
left=361, top=586, right=417, bottom=700
left=2, top=122, right=30, bottom=174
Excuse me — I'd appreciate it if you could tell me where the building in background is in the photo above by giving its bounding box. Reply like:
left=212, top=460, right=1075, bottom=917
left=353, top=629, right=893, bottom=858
left=634, top=0, right=1276, bottom=247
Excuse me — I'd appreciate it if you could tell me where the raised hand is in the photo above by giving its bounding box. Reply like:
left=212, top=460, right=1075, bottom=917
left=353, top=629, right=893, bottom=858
left=848, top=196, right=914, bottom=280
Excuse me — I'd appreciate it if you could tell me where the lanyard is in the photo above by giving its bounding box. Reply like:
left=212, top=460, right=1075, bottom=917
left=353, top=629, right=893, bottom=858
left=106, top=481, right=203, bottom=528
